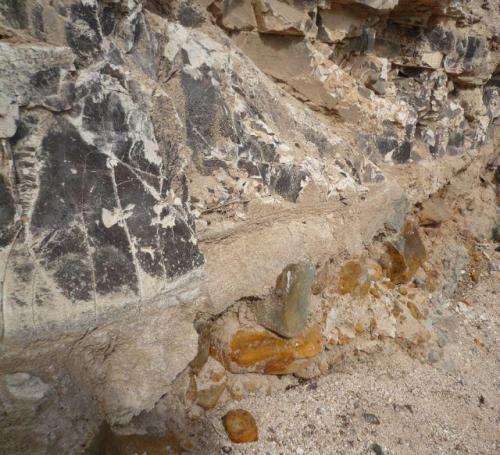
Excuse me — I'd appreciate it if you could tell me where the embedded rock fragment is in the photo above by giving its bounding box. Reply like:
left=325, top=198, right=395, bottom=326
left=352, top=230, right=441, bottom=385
left=0, top=42, right=76, bottom=114
left=393, top=300, right=431, bottom=345
left=443, top=34, right=494, bottom=85
left=256, top=261, right=315, bottom=338
left=338, top=257, right=383, bottom=296
left=312, top=260, right=336, bottom=295
left=193, top=357, right=227, bottom=410
left=0, top=94, right=18, bottom=138
left=383, top=222, right=427, bottom=284
left=209, top=313, right=323, bottom=375
left=225, top=373, right=287, bottom=400
left=4, top=373, right=49, bottom=401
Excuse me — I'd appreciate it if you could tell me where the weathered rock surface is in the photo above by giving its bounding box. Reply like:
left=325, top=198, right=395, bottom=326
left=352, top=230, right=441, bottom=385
left=4, top=373, right=49, bottom=401
left=0, top=0, right=498, bottom=453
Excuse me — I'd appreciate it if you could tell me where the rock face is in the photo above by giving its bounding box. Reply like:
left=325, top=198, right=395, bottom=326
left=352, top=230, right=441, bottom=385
left=0, top=0, right=498, bottom=453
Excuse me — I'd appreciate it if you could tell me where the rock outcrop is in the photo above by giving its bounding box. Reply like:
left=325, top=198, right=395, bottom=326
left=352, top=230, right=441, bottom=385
left=0, top=0, right=498, bottom=453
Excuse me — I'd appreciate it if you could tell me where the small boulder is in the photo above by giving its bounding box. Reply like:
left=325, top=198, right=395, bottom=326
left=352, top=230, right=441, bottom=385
left=222, top=409, right=258, bottom=443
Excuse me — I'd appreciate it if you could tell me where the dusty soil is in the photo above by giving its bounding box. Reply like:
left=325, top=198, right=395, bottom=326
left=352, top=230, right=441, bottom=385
left=206, top=270, right=500, bottom=454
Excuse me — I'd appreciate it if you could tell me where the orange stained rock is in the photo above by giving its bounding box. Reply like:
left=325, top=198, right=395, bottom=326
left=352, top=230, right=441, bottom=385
left=338, top=260, right=362, bottom=294
left=338, top=258, right=383, bottom=296
left=222, top=409, right=258, bottom=443
left=385, top=222, right=427, bottom=284
left=222, top=326, right=322, bottom=374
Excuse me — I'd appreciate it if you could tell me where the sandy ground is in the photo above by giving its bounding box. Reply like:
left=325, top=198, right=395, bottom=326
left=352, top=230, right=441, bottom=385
left=206, top=273, right=500, bottom=454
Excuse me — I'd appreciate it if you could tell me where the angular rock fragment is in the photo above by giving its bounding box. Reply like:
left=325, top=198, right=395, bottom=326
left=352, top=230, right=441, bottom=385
left=312, top=260, right=335, bottom=295
left=253, top=0, right=316, bottom=36
left=210, top=0, right=258, bottom=31
left=338, top=257, right=383, bottom=296
left=406, top=299, right=425, bottom=320
left=193, top=357, right=227, bottom=410
left=196, top=382, right=226, bottom=410
left=384, top=222, right=427, bottom=284
left=444, top=35, right=493, bottom=85
left=318, top=5, right=367, bottom=43
left=233, top=32, right=344, bottom=110
left=421, top=51, right=443, bottom=68
left=0, top=42, right=76, bottom=112
left=393, top=301, right=431, bottom=345
left=256, top=261, right=315, bottom=338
